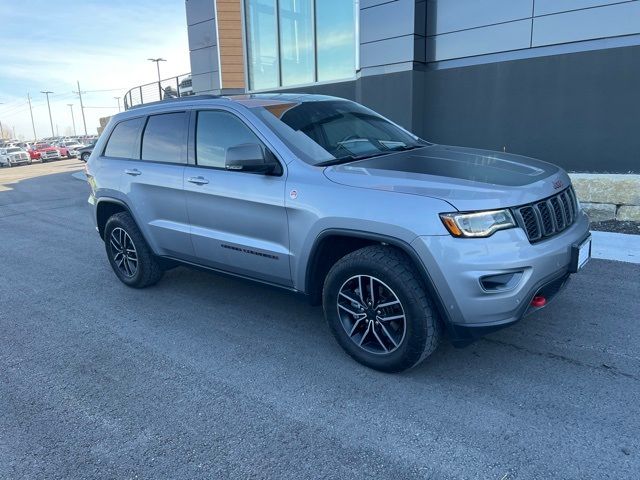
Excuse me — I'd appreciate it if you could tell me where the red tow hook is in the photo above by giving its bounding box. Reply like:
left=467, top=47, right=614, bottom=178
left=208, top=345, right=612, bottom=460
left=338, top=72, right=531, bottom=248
left=531, top=296, right=547, bottom=307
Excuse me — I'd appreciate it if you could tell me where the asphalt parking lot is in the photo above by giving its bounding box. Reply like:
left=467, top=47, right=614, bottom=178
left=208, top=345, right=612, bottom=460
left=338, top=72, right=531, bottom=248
left=1, top=160, right=639, bottom=479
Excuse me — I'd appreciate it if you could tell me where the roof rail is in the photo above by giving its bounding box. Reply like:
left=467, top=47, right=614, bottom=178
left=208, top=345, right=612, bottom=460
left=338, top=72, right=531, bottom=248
left=127, top=94, right=224, bottom=110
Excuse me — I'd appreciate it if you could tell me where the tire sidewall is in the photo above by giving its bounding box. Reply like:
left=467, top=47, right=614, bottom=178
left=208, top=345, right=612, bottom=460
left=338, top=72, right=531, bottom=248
left=323, top=257, right=430, bottom=372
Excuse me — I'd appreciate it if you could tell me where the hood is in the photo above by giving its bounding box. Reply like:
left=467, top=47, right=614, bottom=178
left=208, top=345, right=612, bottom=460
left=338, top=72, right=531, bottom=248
left=323, top=144, right=570, bottom=211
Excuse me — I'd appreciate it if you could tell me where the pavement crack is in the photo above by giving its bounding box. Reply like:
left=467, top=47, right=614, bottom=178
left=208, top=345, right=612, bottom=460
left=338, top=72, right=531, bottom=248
left=481, top=337, right=640, bottom=381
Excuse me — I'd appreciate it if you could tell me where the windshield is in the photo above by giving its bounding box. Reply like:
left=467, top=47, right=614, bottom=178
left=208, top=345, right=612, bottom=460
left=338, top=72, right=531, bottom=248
left=36, top=144, right=51, bottom=149
left=249, top=99, right=428, bottom=165
left=7, top=148, right=21, bottom=153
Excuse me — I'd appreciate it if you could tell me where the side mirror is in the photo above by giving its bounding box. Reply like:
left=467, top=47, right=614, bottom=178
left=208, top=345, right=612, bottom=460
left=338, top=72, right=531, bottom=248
left=225, top=143, right=279, bottom=175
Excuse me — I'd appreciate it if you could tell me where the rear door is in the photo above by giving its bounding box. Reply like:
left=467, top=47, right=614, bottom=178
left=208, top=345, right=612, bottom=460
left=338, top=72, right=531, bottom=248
left=183, top=108, right=291, bottom=286
left=106, top=112, right=194, bottom=259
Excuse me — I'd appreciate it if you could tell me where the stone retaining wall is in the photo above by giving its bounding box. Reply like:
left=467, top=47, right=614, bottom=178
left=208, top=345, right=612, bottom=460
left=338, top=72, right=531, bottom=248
left=569, top=174, right=640, bottom=222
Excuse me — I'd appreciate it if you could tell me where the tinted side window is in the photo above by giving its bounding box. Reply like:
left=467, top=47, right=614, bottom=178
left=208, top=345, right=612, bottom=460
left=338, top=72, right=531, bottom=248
left=196, top=111, right=262, bottom=169
left=104, top=117, right=144, bottom=159
left=141, top=112, right=188, bottom=163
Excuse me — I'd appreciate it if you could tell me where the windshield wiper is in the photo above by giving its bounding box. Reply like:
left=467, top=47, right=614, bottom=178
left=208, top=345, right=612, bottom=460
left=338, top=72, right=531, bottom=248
left=315, top=151, right=393, bottom=167
left=388, top=144, right=427, bottom=152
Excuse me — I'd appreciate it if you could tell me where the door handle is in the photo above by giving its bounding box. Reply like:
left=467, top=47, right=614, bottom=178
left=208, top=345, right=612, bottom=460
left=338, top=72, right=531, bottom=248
left=124, top=168, right=141, bottom=176
left=187, top=176, right=209, bottom=185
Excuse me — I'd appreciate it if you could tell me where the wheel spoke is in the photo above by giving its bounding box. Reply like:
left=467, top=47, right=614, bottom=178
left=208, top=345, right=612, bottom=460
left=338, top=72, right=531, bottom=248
left=357, top=276, right=365, bottom=304
left=376, top=299, right=399, bottom=309
left=377, top=322, right=399, bottom=348
left=369, top=276, right=375, bottom=305
left=339, top=291, right=365, bottom=309
left=359, top=322, right=371, bottom=346
left=371, top=324, right=389, bottom=352
left=110, top=235, right=122, bottom=251
left=121, top=257, right=130, bottom=275
left=126, top=258, right=136, bottom=274
left=377, top=314, right=405, bottom=322
left=338, top=304, right=362, bottom=317
left=110, top=239, right=121, bottom=253
left=349, top=317, right=365, bottom=336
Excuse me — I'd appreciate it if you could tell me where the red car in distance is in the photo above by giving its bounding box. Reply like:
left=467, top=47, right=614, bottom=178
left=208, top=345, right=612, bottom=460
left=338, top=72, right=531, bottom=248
left=31, top=143, right=63, bottom=162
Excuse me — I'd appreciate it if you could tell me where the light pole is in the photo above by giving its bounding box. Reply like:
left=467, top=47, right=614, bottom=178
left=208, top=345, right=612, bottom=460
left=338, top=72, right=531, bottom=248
left=114, top=96, right=122, bottom=112
left=73, top=81, right=88, bottom=136
left=148, top=58, right=166, bottom=98
left=41, top=91, right=55, bottom=137
left=27, top=94, right=37, bottom=141
left=67, top=104, right=77, bottom=136
left=0, top=103, right=4, bottom=140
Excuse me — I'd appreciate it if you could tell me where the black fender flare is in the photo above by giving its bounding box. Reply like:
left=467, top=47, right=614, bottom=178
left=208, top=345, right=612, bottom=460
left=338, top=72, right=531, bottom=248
left=304, top=228, right=454, bottom=331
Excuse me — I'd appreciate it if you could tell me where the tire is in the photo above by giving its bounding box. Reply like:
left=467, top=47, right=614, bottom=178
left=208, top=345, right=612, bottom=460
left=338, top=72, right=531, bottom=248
left=104, top=212, right=164, bottom=288
left=323, top=245, right=440, bottom=372
left=81, top=152, right=90, bottom=162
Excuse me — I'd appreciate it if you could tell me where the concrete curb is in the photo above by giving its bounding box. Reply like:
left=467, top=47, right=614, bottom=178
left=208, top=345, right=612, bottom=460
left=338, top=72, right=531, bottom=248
left=591, top=231, right=640, bottom=265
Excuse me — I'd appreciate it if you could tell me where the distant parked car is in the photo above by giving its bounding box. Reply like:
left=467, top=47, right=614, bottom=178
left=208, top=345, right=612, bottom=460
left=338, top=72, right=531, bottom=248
left=33, top=143, right=62, bottom=162
left=0, top=147, right=31, bottom=167
left=57, top=141, right=84, bottom=158
left=77, top=141, right=96, bottom=162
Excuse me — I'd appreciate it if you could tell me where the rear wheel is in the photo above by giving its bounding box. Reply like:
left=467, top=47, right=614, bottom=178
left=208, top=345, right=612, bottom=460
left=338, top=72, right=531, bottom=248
left=323, top=245, right=440, bottom=372
left=104, top=212, right=164, bottom=288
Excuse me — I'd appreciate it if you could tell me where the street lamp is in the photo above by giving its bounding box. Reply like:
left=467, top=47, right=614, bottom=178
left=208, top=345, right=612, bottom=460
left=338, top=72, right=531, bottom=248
left=148, top=58, right=166, bottom=98
left=114, top=96, right=122, bottom=112
left=41, top=91, right=55, bottom=137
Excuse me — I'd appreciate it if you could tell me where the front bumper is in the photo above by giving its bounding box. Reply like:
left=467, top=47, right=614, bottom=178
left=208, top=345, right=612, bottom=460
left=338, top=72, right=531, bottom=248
left=9, top=157, right=30, bottom=165
left=412, top=210, right=590, bottom=343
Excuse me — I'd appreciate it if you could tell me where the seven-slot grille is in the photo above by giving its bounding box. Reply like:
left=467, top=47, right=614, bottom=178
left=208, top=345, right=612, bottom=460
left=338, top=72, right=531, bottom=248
left=513, top=187, right=578, bottom=242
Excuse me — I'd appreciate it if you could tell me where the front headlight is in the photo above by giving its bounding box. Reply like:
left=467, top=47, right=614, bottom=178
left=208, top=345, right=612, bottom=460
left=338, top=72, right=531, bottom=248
left=440, top=209, right=516, bottom=238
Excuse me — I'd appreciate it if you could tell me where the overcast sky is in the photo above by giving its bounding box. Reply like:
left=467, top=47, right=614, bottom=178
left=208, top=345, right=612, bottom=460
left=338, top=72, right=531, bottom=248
left=0, top=0, right=190, bottom=140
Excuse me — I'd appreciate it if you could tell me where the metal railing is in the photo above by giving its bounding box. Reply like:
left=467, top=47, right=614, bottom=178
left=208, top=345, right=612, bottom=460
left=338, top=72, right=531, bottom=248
left=123, top=73, right=193, bottom=110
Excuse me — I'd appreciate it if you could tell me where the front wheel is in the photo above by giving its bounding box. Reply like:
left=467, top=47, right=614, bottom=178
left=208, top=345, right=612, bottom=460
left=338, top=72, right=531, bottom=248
left=81, top=152, right=90, bottom=162
left=323, top=245, right=440, bottom=372
left=104, top=212, right=164, bottom=288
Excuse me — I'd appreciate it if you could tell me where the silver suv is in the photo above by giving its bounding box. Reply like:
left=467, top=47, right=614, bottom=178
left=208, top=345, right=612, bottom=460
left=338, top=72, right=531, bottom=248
left=86, top=94, right=591, bottom=372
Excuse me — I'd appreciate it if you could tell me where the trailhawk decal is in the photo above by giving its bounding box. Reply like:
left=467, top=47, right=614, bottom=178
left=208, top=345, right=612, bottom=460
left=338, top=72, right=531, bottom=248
left=221, top=243, right=279, bottom=260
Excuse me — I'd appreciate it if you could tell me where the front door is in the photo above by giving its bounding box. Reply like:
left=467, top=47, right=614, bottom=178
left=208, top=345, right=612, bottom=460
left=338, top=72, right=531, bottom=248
left=183, top=109, right=291, bottom=286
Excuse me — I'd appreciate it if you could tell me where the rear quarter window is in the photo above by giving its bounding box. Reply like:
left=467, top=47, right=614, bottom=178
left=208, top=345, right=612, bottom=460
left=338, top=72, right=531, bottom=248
left=104, top=117, right=145, bottom=159
left=141, top=112, right=188, bottom=164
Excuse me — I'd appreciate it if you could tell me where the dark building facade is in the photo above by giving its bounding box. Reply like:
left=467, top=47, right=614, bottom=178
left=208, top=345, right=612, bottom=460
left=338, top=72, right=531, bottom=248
left=185, top=0, right=640, bottom=173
